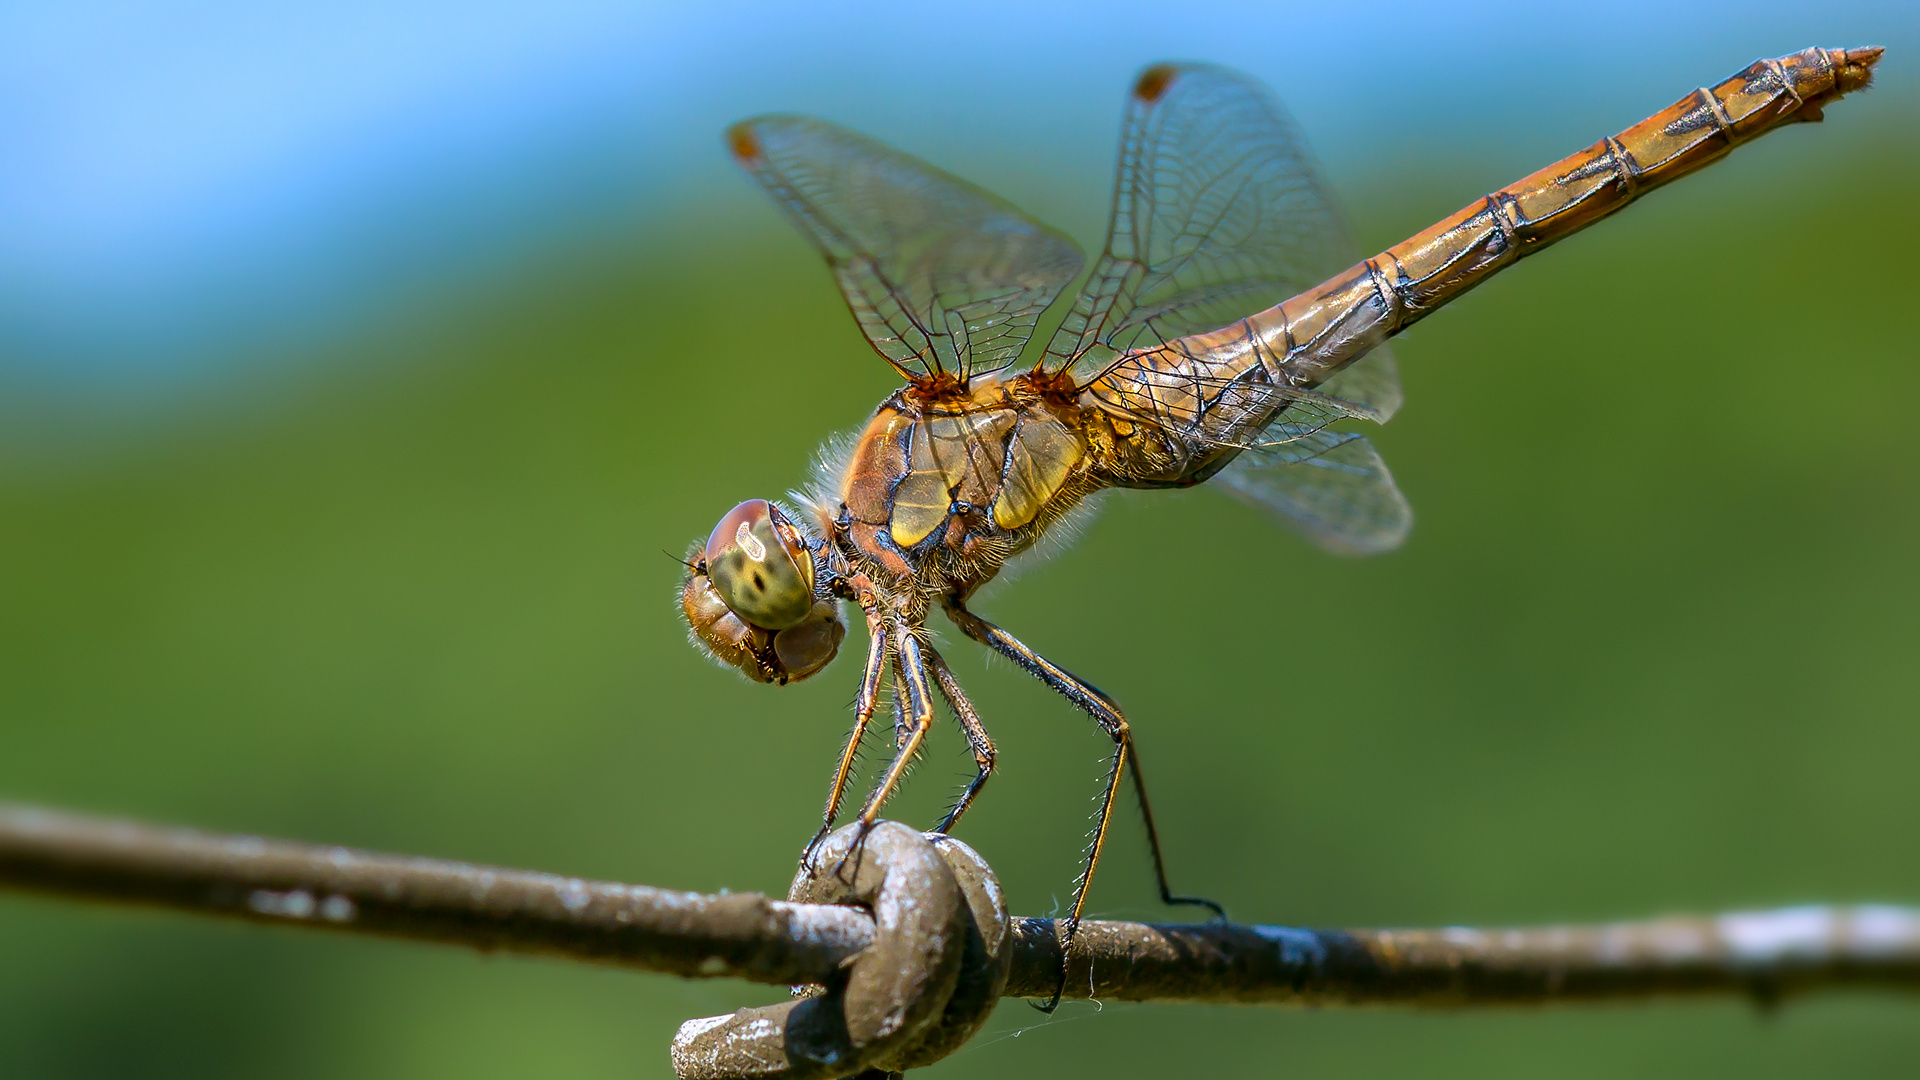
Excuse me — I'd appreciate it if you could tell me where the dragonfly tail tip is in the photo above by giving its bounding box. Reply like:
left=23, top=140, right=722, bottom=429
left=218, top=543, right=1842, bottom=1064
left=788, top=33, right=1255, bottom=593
left=1835, top=46, right=1883, bottom=94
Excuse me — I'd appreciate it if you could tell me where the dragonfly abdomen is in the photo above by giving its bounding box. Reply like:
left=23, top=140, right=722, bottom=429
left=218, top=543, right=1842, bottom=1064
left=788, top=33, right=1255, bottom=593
left=1255, top=46, right=1881, bottom=391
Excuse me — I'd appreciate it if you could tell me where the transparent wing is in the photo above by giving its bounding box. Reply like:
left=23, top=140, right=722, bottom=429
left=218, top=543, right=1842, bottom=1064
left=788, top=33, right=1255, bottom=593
left=1044, top=62, right=1397, bottom=415
left=1318, top=347, right=1402, bottom=423
left=729, top=115, right=1085, bottom=383
left=1214, top=428, right=1412, bottom=555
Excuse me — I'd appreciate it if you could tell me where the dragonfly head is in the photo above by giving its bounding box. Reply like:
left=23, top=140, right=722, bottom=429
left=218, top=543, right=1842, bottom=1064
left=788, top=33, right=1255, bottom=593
left=679, top=499, right=844, bottom=685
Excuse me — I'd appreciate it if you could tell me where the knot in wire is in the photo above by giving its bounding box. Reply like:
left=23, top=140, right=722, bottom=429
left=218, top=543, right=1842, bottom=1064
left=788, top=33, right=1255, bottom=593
left=671, top=822, right=1010, bottom=1079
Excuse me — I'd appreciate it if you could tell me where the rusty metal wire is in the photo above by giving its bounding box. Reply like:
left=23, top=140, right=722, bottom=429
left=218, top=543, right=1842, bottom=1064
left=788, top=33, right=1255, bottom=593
left=0, top=802, right=870, bottom=986
left=5, top=803, right=1919, bottom=1078
left=1004, top=908, right=1920, bottom=1005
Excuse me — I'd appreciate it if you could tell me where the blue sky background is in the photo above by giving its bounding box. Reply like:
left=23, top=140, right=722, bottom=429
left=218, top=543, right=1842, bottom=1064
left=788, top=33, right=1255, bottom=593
left=2, top=0, right=1912, bottom=391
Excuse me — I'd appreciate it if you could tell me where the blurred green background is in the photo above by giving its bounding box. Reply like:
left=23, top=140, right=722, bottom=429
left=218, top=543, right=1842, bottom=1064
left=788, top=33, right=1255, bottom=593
left=3, top=3, right=1918, bottom=1076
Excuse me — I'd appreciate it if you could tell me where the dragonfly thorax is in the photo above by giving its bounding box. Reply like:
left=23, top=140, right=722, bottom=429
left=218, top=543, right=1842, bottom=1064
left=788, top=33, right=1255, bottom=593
left=834, top=381, right=1092, bottom=589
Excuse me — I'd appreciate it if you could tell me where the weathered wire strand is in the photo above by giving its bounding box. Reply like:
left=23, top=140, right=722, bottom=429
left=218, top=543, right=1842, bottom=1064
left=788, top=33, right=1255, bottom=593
left=0, top=803, right=869, bottom=986
left=4, top=802, right=1918, bottom=1009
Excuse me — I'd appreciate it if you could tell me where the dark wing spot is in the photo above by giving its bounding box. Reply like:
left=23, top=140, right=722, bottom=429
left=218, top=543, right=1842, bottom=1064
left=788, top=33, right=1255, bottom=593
left=1134, top=64, right=1177, bottom=103
left=727, top=124, right=762, bottom=162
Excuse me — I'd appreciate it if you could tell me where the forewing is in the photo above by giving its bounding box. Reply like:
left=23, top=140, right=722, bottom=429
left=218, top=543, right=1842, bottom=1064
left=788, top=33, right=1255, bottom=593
left=1044, top=62, right=1394, bottom=407
left=1215, top=429, right=1412, bottom=555
left=730, top=116, right=1084, bottom=382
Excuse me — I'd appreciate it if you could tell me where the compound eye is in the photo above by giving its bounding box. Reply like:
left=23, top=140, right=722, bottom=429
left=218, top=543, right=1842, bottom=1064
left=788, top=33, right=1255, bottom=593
left=703, top=499, right=816, bottom=630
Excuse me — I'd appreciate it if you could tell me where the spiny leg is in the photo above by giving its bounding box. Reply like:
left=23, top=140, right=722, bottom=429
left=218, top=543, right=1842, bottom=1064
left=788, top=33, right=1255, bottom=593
left=889, top=669, right=913, bottom=748
left=856, top=627, right=935, bottom=826
left=922, top=642, right=995, bottom=835
left=804, top=607, right=889, bottom=868
left=942, top=598, right=1221, bottom=914
left=1120, top=736, right=1219, bottom=918
left=943, top=597, right=1222, bottom=1008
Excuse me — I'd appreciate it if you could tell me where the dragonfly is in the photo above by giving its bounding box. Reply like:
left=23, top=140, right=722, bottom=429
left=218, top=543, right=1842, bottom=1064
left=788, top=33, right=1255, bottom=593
left=677, top=45, right=1880, bottom=1006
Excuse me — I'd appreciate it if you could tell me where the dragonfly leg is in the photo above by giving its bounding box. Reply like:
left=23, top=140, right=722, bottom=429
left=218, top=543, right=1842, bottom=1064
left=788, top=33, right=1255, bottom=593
left=922, top=643, right=995, bottom=835
left=889, top=669, right=913, bottom=748
left=855, top=626, right=935, bottom=827
left=942, top=597, right=1224, bottom=1010
left=803, top=607, right=889, bottom=868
